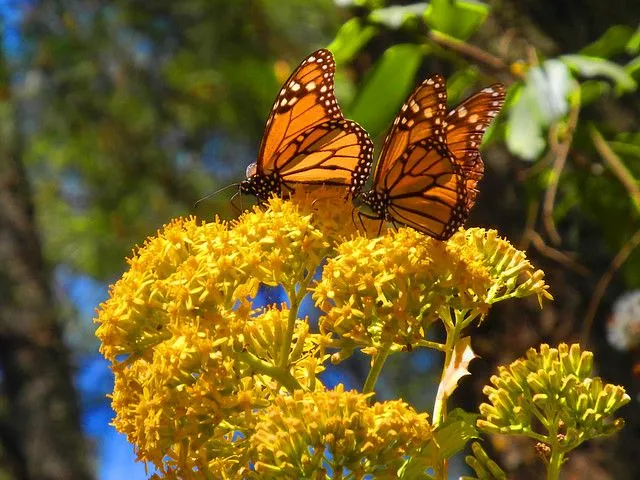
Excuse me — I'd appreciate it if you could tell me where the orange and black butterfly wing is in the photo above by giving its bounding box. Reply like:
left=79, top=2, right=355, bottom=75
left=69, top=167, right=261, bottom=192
left=373, top=75, right=449, bottom=187
left=445, top=84, right=506, bottom=211
left=253, top=48, right=371, bottom=197
left=275, top=119, right=373, bottom=195
left=258, top=49, right=340, bottom=172
left=368, top=75, right=467, bottom=240
left=383, top=139, right=466, bottom=240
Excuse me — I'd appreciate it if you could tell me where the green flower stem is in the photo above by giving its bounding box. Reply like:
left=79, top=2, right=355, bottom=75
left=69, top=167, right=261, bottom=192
left=279, top=271, right=314, bottom=370
left=547, top=449, right=564, bottom=480
left=237, top=350, right=304, bottom=393
left=545, top=414, right=564, bottom=480
left=458, top=309, right=481, bottom=330
left=431, top=309, right=468, bottom=480
left=414, top=339, right=447, bottom=351
left=432, top=309, right=464, bottom=427
left=362, top=341, right=392, bottom=396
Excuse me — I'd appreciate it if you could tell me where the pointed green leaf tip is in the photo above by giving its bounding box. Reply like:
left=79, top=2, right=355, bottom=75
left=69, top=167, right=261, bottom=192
left=462, top=441, right=507, bottom=480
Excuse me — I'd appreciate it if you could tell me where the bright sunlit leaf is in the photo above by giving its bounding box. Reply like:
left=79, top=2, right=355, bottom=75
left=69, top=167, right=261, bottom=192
left=399, top=409, right=480, bottom=477
left=369, top=3, right=428, bottom=29
left=506, top=60, right=572, bottom=160
left=505, top=83, right=545, bottom=161
left=347, top=43, right=424, bottom=137
left=431, top=409, right=480, bottom=458
left=424, top=0, right=489, bottom=41
left=529, top=59, right=571, bottom=123
left=562, top=54, right=637, bottom=94
left=328, top=18, right=378, bottom=64
left=436, top=336, right=477, bottom=403
left=627, top=26, right=640, bottom=54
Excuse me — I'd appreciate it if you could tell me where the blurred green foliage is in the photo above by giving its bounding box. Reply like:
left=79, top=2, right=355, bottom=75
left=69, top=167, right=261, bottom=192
left=18, top=0, right=341, bottom=278
left=5, top=0, right=640, bottom=476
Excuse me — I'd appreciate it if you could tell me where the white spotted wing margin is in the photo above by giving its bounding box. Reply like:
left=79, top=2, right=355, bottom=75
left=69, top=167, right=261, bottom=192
left=445, top=83, right=506, bottom=212
left=241, top=48, right=374, bottom=201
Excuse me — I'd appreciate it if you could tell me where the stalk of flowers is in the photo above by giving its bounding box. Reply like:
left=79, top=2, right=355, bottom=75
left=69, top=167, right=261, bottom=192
left=250, top=386, right=432, bottom=479
left=474, top=343, right=629, bottom=479
left=313, top=228, right=551, bottom=352
left=96, top=197, right=344, bottom=476
left=95, top=195, right=625, bottom=479
left=311, top=227, right=552, bottom=401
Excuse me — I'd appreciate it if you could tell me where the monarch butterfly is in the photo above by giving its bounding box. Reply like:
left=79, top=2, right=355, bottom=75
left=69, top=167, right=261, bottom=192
left=358, top=74, right=506, bottom=240
left=240, top=49, right=373, bottom=201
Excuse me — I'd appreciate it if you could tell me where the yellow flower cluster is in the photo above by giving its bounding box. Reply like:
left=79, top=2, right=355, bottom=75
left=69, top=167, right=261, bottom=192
left=449, top=229, right=552, bottom=305
left=479, top=343, right=630, bottom=445
left=95, top=196, right=551, bottom=477
left=313, top=227, right=551, bottom=350
left=251, top=385, right=432, bottom=478
left=95, top=198, right=344, bottom=475
left=242, top=306, right=330, bottom=391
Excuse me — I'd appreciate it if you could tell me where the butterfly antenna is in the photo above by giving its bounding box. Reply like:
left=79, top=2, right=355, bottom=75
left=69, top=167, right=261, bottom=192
left=350, top=206, right=359, bottom=231
left=229, top=191, right=242, bottom=215
left=194, top=182, right=240, bottom=208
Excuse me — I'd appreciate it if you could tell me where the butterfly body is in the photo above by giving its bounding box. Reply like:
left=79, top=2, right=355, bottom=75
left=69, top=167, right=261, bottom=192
left=241, top=49, right=373, bottom=202
left=358, top=75, right=505, bottom=240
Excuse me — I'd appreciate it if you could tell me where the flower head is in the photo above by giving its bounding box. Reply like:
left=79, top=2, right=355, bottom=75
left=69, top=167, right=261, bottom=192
left=243, top=306, right=330, bottom=391
left=478, top=343, right=630, bottom=447
left=312, top=227, right=550, bottom=351
left=250, top=385, right=432, bottom=478
left=448, top=228, right=552, bottom=306
left=232, top=197, right=330, bottom=290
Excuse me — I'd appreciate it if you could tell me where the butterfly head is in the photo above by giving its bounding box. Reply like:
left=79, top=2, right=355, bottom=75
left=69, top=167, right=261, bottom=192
left=239, top=167, right=282, bottom=202
left=245, top=162, right=257, bottom=178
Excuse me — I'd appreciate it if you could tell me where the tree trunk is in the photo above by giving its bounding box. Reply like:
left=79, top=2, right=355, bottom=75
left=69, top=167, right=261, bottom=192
left=0, top=56, right=93, bottom=480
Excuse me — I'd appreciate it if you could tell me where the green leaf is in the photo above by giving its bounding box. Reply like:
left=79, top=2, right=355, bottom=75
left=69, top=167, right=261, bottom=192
left=505, top=60, right=571, bottom=161
left=580, top=25, right=635, bottom=58
left=578, top=79, right=612, bottom=105
left=464, top=441, right=508, bottom=480
left=627, top=26, right=640, bottom=54
left=626, top=55, right=640, bottom=81
left=369, top=3, right=428, bottom=29
left=328, top=18, right=378, bottom=65
left=423, top=409, right=481, bottom=462
left=610, top=140, right=640, bottom=160
left=615, top=131, right=640, bottom=147
left=424, top=0, right=489, bottom=41
left=433, top=409, right=481, bottom=457
left=398, top=409, right=479, bottom=478
left=347, top=44, right=423, bottom=137
left=561, top=54, right=637, bottom=94
left=445, top=67, right=480, bottom=105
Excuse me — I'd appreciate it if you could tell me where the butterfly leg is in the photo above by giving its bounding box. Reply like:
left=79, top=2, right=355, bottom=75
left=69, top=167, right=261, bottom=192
left=353, top=208, right=387, bottom=238
left=352, top=207, right=366, bottom=234
left=376, top=218, right=384, bottom=237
